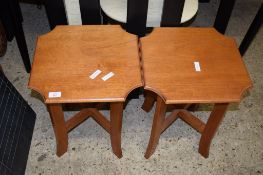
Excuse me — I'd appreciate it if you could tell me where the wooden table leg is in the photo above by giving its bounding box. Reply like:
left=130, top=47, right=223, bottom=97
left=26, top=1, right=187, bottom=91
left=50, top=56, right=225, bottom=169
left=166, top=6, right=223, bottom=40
left=48, top=104, right=68, bottom=157
left=142, top=90, right=156, bottom=112
left=199, top=103, right=228, bottom=158
left=110, top=102, right=124, bottom=158
left=145, top=96, right=167, bottom=159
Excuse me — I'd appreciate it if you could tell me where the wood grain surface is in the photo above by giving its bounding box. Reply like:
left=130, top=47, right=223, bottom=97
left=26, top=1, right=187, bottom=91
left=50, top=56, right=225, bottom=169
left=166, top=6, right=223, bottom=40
left=140, top=27, right=252, bottom=104
left=29, top=25, right=142, bottom=104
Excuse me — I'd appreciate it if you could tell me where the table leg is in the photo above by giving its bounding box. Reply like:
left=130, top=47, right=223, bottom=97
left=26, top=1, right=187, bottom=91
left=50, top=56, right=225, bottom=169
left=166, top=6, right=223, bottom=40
left=142, top=90, right=156, bottom=112
left=110, top=102, right=124, bottom=158
left=48, top=104, right=68, bottom=157
left=145, top=96, right=167, bottom=159
left=199, top=103, right=228, bottom=158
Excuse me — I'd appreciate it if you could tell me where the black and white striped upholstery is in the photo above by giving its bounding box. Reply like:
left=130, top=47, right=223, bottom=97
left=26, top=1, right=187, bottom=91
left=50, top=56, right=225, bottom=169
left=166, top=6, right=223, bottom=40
left=0, top=70, right=36, bottom=175
left=48, top=0, right=197, bottom=36
left=44, top=0, right=236, bottom=36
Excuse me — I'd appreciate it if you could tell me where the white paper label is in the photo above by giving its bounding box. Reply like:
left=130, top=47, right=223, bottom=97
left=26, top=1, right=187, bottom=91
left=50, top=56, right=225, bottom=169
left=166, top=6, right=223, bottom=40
left=102, top=72, right=114, bottom=81
left=89, top=69, right=102, bottom=79
left=48, top=92, right=61, bottom=98
left=194, top=62, right=201, bottom=72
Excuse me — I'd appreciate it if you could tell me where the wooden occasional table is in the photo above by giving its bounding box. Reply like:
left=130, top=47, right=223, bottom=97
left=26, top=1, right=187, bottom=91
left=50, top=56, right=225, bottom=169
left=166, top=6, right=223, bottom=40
left=140, top=28, right=252, bottom=158
left=28, top=25, right=142, bottom=158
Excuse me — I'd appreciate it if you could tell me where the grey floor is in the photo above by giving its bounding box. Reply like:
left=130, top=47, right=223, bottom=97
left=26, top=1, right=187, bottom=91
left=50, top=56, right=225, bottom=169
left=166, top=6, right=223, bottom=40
left=0, top=0, right=262, bottom=174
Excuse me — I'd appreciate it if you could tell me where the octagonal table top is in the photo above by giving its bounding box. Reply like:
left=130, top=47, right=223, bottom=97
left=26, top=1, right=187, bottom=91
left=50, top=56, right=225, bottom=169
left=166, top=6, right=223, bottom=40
left=29, top=25, right=142, bottom=104
left=140, top=27, right=252, bottom=104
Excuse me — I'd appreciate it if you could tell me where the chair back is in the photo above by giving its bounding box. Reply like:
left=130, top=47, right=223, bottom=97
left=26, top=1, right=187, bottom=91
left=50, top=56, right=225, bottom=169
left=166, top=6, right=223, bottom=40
left=127, top=0, right=193, bottom=36
left=45, top=0, right=197, bottom=36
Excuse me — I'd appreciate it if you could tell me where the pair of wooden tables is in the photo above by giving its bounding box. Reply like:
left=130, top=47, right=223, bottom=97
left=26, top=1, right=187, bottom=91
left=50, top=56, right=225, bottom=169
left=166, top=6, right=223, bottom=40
left=28, top=25, right=252, bottom=159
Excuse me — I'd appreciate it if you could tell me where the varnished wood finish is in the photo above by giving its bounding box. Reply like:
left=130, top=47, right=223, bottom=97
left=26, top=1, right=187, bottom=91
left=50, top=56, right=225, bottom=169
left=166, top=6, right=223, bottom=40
left=141, top=28, right=252, bottom=104
left=160, top=105, right=204, bottom=134
left=142, top=92, right=198, bottom=112
left=178, top=110, right=205, bottom=133
left=141, top=28, right=252, bottom=158
left=141, top=90, right=156, bottom=112
left=65, top=108, right=110, bottom=133
left=47, top=104, right=68, bottom=157
left=145, top=96, right=167, bottom=159
left=144, top=96, right=228, bottom=159
left=199, top=103, right=228, bottom=158
left=29, top=25, right=142, bottom=104
left=29, top=25, right=142, bottom=158
left=161, top=109, right=180, bottom=133
left=48, top=103, right=123, bottom=157
left=110, top=102, right=124, bottom=158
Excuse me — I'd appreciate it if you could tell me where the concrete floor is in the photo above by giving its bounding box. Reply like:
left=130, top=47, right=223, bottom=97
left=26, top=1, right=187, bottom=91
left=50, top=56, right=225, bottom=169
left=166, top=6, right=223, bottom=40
left=0, top=0, right=262, bottom=174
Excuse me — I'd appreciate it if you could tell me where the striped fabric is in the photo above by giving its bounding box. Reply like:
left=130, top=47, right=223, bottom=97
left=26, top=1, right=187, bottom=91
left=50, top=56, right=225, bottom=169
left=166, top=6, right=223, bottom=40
left=0, top=71, right=36, bottom=175
left=63, top=0, right=198, bottom=26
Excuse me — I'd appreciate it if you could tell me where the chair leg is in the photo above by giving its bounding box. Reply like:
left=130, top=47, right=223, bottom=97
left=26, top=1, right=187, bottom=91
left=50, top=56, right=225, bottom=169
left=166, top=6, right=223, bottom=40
left=142, top=90, right=156, bottom=112
left=110, top=102, right=124, bottom=158
left=14, top=23, right=31, bottom=73
left=48, top=104, right=68, bottom=157
left=239, top=3, right=263, bottom=56
left=9, top=0, right=31, bottom=73
left=145, top=96, right=167, bottom=159
left=199, top=103, right=228, bottom=158
left=214, top=0, right=236, bottom=34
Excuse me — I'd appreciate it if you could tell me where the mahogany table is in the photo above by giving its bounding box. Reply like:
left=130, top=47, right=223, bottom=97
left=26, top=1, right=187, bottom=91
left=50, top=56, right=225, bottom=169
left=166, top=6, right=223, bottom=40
left=28, top=25, right=142, bottom=158
left=140, top=28, right=252, bottom=158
